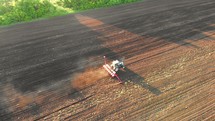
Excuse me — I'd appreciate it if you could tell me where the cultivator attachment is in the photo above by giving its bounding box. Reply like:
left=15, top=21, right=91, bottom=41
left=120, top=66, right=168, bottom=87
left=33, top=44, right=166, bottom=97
left=103, top=64, right=116, bottom=77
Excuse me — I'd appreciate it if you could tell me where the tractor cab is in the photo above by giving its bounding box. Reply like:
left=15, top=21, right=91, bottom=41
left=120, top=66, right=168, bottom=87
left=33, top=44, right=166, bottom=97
left=111, top=60, right=125, bottom=72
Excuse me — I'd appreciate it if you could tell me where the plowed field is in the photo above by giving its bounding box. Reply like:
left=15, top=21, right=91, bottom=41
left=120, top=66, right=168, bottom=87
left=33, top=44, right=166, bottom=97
left=0, top=0, right=214, bottom=120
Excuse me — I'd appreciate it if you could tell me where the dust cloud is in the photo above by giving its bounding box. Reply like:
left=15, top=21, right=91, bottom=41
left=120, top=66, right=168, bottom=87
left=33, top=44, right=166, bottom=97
left=71, top=67, right=109, bottom=90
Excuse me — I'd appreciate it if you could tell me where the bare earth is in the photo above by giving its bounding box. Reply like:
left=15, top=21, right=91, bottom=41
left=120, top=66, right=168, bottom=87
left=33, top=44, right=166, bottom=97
left=0, top=0, right=215, bottom=120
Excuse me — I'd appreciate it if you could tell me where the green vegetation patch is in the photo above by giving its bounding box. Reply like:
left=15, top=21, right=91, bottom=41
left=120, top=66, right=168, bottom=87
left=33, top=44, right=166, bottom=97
left=0, top=0, right=142, bottom=26
left=0, top=0, right=69, bottom=25
left=60, top=0, right=141, bottom=10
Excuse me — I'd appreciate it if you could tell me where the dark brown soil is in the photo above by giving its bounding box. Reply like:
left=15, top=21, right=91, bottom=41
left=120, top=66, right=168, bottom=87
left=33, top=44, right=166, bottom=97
left=0, top=0, right=214, bottom=120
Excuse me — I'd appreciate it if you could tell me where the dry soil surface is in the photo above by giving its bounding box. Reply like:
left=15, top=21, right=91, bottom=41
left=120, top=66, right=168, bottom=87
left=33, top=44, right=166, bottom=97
left=0, top=0, right=215, bottom=120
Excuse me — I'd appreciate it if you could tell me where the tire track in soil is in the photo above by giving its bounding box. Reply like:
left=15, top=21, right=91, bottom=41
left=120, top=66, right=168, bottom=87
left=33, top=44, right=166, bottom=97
left=126, top=76, right=215, bottom=121
left=157, top=80, right=215, bottom=120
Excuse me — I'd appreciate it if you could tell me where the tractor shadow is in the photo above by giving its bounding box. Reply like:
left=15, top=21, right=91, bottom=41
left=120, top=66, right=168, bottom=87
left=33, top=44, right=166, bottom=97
left=117, top=68, right=162, bottom=95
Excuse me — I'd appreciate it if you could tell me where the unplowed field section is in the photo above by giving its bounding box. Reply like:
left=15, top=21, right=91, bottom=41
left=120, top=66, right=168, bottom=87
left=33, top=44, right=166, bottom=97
left=0, top=0, right=214, bottom=120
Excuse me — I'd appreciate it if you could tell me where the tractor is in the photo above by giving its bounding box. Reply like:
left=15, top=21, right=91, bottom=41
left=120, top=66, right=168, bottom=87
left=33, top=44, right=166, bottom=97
left=103, top=56, right=125, bottom=83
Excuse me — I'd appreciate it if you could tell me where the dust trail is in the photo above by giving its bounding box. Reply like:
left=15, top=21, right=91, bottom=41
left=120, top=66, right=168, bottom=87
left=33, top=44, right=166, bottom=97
left=1, top=83, right=45, bottom=109
left=71, top=67, right=109, bottom=90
